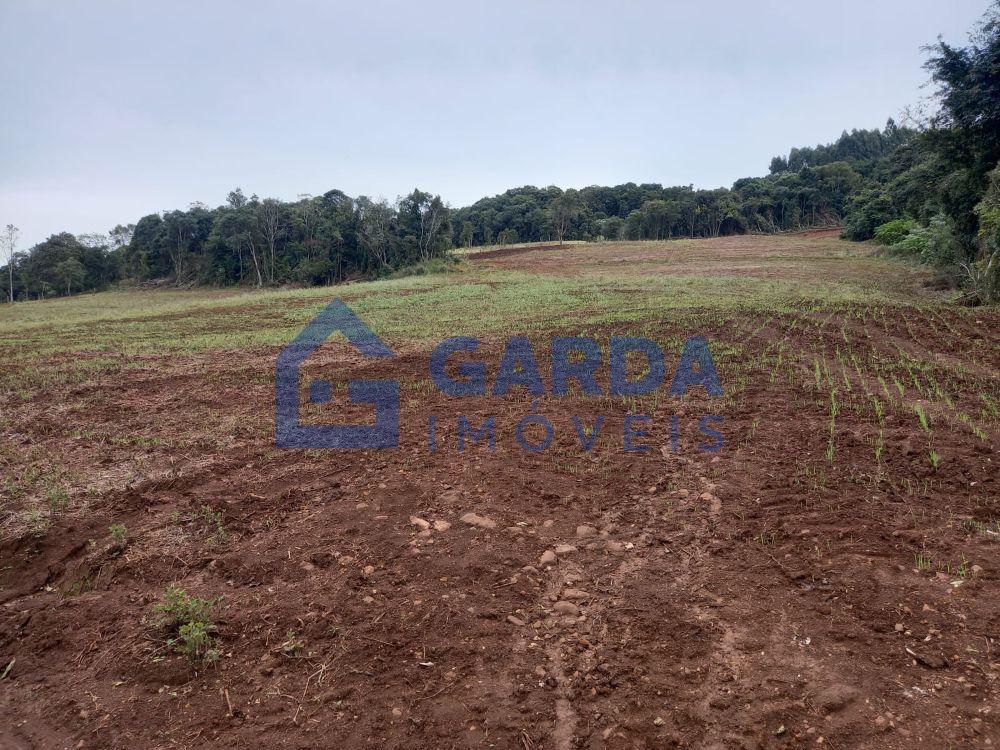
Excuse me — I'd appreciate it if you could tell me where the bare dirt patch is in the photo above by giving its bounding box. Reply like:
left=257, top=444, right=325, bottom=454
left=475, top=235, right=936, bottom=298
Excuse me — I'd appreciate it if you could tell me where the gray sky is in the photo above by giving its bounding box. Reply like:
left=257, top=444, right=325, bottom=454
left=0, top=0, right=991, bottom=249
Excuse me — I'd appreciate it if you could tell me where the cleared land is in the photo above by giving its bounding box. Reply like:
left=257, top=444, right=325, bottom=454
left=0, top=234, right=997, bottom=749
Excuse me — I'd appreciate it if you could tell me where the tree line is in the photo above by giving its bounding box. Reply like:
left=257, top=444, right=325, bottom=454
left=2, top=3, right=997, bottom=302
left=838, top=4, right=1000, bottom=302
left=0, top=125, right=911, bottom=301
left=0, top=188, right=452, bottom=299
left=451, top=125, right=909, bottom=249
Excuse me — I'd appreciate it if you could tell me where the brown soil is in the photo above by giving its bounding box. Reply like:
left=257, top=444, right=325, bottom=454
left=475, top=235, right=930, bottom=294
left=465, top=243, right=570, bottom=261
left=1, top=242, right=998, bottom=749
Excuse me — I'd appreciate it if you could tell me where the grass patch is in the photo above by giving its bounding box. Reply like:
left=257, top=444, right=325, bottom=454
left=0, top=236, right=958, bottom=363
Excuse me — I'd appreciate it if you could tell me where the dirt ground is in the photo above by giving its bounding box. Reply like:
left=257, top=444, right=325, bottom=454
left=1, top=237, right=998, bottom=749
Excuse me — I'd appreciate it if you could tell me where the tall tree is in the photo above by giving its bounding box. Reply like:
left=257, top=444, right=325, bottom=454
left=921, top=3, right=1000, bottom=245
left=54, top=257, right=86, bottom=296
left=459, top=221, right=474, bottom=248
left=2, top=224, right=18, bottom=303
left=399, top=189, right=450, bottom=261
left=256, top=198, right=282, bottom=283
left=227, top=188, right=248, bottom=209
left=356, top=197, right=395, bottom=270
left=161, top=210, right=195, bottom=282
left=109, top=224, right=135, bottom=250
left=548, top=189, right=581, bottom=244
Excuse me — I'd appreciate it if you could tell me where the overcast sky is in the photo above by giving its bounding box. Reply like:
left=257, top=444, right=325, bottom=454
left=0, top=0, right=991, bottom=248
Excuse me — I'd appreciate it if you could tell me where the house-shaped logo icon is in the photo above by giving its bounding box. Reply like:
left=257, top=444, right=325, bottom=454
left=275, top=299, right=399, bottom=449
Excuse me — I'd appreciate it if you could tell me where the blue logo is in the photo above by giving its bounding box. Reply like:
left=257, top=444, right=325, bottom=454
left=275, top=299, right=399, bottom=449
left=276, top=299, right=725, bottom=453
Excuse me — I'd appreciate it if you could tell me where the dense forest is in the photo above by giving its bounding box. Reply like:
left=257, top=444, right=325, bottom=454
left=2, top=4, right=998, bottom=303
left=452, top=122, right=912, bottom=248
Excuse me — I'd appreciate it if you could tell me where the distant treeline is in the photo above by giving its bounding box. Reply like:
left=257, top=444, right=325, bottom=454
left=2, top=3, right=997, bottom=301
left=454, top=122, right=911, bottom=248
left=0, top=123, right=914, bottom=299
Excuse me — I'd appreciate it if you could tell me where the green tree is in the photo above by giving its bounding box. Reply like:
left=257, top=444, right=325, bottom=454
left=459, top=221, right=474, bottom=248
left=54, top=257, right=86, bottom=296
left=843, top=188, right=895, bottom=241
left=548, top=189, right=581, bottom=244
left=399, top=189, right=451, bottom=261
left=919, top=3, right=1000, bottom=252
left=638, top=200, right=678, bottom=240
left=356, top=197, right=395, bottom=270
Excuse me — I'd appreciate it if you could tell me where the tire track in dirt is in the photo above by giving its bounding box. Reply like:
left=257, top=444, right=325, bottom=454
left=526, top=452, right=738, bottom=747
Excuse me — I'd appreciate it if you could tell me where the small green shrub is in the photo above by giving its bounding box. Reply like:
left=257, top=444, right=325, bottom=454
left=959, top=249, right=1000, bottom=304
left=974, top=162, right=1000, bottom=251
left=154, top=586, right=221, bottom=665
left=175, top=620, right=221, bottom=664
left=280, top=630, right=304, bottom=657
left=920, top=213, right=963, bottom=268
left=387, top=255, right=461, bottom=279
left=200, top=505, right=228, bottom=545
left=154, top=586, right=217, bottom=630
left=109, top=523, right=127, bottom=549
left=874, top=219, right=917, bottom=246
left=890, top=231, right=929, bottom=256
